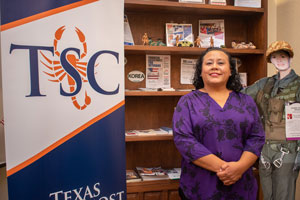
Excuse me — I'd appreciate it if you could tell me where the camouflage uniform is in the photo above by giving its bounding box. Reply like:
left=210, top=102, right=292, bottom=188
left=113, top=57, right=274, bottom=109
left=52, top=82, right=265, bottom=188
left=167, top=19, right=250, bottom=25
left=242, top=41, right=300, bottom=200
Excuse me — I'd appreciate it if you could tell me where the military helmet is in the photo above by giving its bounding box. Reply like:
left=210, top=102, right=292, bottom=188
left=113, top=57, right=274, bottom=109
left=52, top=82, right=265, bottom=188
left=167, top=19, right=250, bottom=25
left=266, top=41, right=294, bottom=63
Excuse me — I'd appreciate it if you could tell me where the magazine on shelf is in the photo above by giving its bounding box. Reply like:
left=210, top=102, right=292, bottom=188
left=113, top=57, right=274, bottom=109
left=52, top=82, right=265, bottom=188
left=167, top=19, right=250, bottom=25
left=136, top=167, right=169, bottom=181
left=234, top=0, right=261, bottom=8
left=166, top=168, right=181, bottom=180
left=165, top=23, right=193, bottom=47
left=160, top=127, right=173, bottom=135
left=180, top=58, right=197, bottom=84
left=124, top=15, right=134, bottom=45
left=178, top=0, right=205, bottom=3
left=126, top=169, right=142, bottom=183
left=208, top=0, right=226, bottom=5
left=146, top=55, right=171, bottom=89
left=125, top=130, right=139, bottom=136
left=198, top=19, right=225, bottom=48
left=125, top=129, right=170, bottom=136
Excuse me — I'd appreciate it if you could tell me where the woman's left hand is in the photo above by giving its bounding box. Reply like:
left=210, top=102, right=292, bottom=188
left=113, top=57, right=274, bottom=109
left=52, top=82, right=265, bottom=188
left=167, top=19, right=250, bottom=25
left=216, top=162, right=243, bottom=185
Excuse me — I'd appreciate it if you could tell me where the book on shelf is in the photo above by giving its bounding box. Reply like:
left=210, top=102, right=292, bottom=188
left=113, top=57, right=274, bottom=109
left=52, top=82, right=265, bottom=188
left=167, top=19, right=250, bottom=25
left=146, top=55, right=171, bottom=89
left=208, top=0, right=226, bottom=5
left=178, top=0, right=205, bottom=3
left=125, top=128, right=170, bottom=136
left=166, top=168, right=181, bottom=180
left=126, top=169, right=142, bottom=183
left=137, top=87, right=175, bottom=91
left=125, top=130, right=139, bottom=136
left=160, top=127, right=173, bottom=135
left=234, top=0, right=261, bottom=8
left=198, top=19, right=225, bottom=48
left=136, top=166, right=169, bottom=181
left=124, top=15, right=134, bottom=45
left=165, top=23, right=193, bottom=47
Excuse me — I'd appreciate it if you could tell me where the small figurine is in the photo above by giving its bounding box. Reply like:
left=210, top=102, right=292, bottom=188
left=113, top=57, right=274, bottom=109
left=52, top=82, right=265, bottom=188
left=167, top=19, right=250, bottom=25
left=194, top=36, right=202, bottom=48
left=210, top=36, right=214, bottom=47
left=248, top=42, right=256, bottom=49
left=175, top=35, right=180, bottom=47
left=142, top=33, right=149, bottom=45
left=231, top=41, right=257, bottom=49
left=231, top=41, right=237, bottom=49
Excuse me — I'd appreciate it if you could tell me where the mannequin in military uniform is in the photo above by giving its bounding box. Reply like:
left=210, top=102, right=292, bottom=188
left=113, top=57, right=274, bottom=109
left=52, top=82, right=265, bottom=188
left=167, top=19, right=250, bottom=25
left=243, top=41, right=300, bottom=200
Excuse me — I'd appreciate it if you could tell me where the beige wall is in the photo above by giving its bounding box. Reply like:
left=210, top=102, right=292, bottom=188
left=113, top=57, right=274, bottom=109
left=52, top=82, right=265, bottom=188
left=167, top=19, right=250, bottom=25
left=268, top=0, right=300, bottom=76
left=268, top=0, right=300, bottom=199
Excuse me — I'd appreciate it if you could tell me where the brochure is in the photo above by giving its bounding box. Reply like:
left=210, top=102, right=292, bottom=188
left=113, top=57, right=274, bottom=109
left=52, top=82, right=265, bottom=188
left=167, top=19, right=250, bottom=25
left=208, top=0, right=226, bottom=5
left=180, top=58, right=197, bottom=84
left=234, top=0, right=261, bottom=8
left=124, top=15, right=134, bottom=45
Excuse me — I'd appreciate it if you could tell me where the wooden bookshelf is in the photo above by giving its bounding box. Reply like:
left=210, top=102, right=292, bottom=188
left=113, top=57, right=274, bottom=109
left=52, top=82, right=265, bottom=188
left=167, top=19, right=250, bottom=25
left=125, top=0, right=267, bottom=199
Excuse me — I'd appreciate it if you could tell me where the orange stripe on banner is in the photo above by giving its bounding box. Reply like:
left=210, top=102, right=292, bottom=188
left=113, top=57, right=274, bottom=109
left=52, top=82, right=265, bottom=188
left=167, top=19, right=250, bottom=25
left=1, top=0, right=99, bottom=31
left=7, top=100, right=125, bottom=177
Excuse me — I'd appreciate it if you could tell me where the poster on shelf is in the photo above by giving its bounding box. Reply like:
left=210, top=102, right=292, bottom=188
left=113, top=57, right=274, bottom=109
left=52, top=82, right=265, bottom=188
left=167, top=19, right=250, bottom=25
left=146, top=55, right=171, bottom=89
left=180, top=58, right=197, bottom=84
left=0, top=0, right=126, bottom=200
left=199, top=19, right=225, bottom=48
left=166, top=23, right=193, bottom=47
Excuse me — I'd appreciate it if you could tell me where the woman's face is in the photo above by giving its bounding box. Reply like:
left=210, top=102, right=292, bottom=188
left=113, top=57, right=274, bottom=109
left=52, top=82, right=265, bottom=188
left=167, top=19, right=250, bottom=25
left=270, top=51, right=290, bottom=71
left=201, top=50, right=231, bottom=88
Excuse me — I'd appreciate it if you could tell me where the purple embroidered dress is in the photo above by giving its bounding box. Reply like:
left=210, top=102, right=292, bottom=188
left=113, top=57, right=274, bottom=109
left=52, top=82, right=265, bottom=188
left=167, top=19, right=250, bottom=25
left=173, top=91, right=265, bottom=200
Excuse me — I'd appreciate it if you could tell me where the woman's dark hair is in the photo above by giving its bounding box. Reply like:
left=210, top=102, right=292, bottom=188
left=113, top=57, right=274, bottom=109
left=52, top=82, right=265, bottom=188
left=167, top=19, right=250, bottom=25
left=192, top=47, right=243, bottom=92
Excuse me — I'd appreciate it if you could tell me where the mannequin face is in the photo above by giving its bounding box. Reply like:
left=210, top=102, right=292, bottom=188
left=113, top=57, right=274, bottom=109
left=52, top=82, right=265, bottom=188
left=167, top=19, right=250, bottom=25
left=270, top=51, right=290, bottom=71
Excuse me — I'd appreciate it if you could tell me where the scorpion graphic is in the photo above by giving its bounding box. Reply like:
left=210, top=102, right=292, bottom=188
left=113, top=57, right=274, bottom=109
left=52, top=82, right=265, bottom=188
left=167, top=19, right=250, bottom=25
left=40, top=26, right=93, bottom=110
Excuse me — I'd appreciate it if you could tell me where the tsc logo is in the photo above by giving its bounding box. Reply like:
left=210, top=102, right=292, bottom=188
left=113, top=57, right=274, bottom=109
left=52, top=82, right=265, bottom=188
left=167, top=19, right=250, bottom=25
left=10, top=25, right=120, bottom=110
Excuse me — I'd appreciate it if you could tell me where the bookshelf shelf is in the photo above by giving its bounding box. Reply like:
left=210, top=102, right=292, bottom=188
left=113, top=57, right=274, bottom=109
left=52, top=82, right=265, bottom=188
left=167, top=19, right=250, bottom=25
left=125, top=90, right=190, bottom=96
left=126, top=135, right=174, bottom=142
left=125, top=45, right=264, bottom=55
left=127, top=179, right=179, bottom=193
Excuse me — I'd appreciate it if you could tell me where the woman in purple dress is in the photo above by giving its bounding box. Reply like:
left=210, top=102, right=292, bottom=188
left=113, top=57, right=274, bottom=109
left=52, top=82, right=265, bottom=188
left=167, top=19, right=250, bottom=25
left=173, top=47, right=265, bottom=200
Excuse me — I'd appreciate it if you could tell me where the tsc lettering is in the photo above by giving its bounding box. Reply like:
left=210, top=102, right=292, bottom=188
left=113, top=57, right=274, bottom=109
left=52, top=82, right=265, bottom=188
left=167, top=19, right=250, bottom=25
left=9, top=44, right=120, bottom=97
